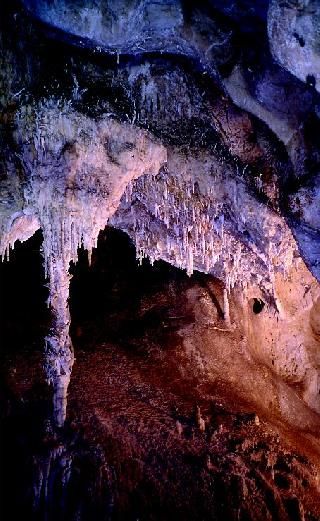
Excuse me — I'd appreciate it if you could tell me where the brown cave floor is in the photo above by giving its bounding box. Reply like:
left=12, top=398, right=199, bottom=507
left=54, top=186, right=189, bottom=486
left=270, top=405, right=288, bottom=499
left=69, top=343, right=320, bottom=521
left=1, top=228, right=320, bottom=520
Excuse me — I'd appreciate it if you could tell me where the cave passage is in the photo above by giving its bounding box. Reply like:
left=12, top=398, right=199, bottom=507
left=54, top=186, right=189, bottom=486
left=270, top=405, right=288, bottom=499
left=0, top=226, right=227, bottom=521
left=0, top=224, right=222, bottom=389
left=1, top=0, right=320, bottom=517
left=69, top=226, right=199, bottom=350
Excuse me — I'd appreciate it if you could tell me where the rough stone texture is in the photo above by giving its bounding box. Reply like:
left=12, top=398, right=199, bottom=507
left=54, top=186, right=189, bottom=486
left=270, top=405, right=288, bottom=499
left=110, top=162, right=320, bottom=416
left=268, top=0, right=320, bottom=93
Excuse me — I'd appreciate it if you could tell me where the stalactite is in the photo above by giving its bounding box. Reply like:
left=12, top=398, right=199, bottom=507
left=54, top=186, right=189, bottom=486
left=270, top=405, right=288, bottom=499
left=112, top=155, right=297, bottom=302
left=2, top=100, right=167, bottom=426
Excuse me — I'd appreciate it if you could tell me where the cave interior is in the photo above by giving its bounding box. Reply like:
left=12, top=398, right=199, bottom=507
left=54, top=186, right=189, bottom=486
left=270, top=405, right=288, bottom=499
left=1, top=0, right=320, bottom=520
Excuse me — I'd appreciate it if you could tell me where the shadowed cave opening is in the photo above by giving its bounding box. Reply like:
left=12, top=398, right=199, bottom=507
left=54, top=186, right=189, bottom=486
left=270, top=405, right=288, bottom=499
left=251, top=298, right=265, bottom=315
left=0, top=230, right=50, bottom=356
left=0, top=226, right=211, bottom=357
left=69, top=226, right=222, bottom=352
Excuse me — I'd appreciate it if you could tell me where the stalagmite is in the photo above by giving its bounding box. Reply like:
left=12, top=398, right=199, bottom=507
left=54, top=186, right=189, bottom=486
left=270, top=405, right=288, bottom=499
left=196, top=405, right=206, bottom=432
left=223, top=288, right=231, bottom=329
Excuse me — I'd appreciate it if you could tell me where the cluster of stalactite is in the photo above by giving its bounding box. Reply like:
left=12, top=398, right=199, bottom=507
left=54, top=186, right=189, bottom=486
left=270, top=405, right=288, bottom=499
left=0, top=99, right=166, bottom=425
left=115, top=158, right=297, bottom=297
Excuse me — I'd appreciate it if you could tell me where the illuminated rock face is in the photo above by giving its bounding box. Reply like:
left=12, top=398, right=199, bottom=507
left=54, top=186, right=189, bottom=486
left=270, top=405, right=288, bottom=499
left=111, top=157, right=320, bottom=419
left=0, top=0, right=320, bottom=427
left=268, top=0, right=320, bottom=93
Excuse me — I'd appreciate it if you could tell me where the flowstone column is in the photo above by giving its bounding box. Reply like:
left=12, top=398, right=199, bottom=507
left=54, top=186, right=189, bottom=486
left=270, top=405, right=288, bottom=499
left=43, top=241, right=74, bottom=427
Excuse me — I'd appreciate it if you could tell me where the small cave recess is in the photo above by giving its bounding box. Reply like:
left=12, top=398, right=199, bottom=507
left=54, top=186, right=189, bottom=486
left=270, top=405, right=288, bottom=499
left=250, top=297, right=265, bottom=315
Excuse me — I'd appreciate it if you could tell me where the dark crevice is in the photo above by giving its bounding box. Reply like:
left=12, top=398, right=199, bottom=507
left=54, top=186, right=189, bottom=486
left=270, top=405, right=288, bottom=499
left=0, top=230, right=49, bottom=355
left=251, top=298, right=265, bottom=314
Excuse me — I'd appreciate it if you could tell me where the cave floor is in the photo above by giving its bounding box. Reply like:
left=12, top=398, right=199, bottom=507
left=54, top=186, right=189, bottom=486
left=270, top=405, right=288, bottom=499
left=2, top=312, right=320, bottom=520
